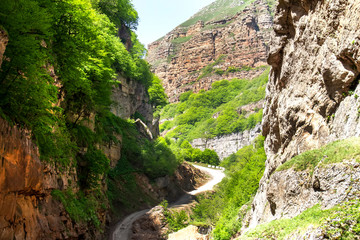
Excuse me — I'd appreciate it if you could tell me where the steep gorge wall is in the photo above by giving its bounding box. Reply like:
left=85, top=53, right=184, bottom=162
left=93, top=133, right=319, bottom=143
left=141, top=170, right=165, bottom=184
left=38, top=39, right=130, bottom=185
left=247, top=0, right=360, bottom=230
left=0, top=118, right=86, bottom=239
left=147, top=0, right=273, bottom=102
left=191, top=123, right=261, bottom=160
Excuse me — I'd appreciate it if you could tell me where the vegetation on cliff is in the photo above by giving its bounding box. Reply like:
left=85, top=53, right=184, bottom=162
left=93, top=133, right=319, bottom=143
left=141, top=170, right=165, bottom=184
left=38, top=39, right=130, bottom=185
left=160, top=68, right=268, bottom=142
left=277, top=137, right=360, bottom=174
left=0, top=0, right=173, bottom=229
left=191, top=136, right=266, bottom=239
left=243, top=198, right=360, bottom=239
left=181, top=0, right=258, bottom=28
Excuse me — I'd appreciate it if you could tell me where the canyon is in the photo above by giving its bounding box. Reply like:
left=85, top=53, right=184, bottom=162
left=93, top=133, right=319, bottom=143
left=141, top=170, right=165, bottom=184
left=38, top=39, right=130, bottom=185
left=2, top=0, right=360, bottom=239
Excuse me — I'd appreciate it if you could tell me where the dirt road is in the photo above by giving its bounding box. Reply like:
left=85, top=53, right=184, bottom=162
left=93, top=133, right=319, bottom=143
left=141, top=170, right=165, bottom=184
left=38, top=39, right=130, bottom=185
left=110, top=165, right=225, bottom=240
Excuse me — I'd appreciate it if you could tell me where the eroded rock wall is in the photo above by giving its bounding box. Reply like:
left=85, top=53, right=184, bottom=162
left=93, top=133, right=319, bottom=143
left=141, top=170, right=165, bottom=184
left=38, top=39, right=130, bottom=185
left=247, top=0, right=360, bottom=229
left=0, top=118, right=86, bottom=240
left=147, top=0, right=273, bottom=102
left=0, top=28, right=7, bottom=67
left=191, top=124, right=261, bottom=160
left=111, top=75, right=158, bottom=137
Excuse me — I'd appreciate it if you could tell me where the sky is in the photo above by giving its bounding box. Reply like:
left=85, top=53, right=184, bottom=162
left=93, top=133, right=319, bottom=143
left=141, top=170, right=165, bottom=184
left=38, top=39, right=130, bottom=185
left=132, top=0, right=215, bottom=48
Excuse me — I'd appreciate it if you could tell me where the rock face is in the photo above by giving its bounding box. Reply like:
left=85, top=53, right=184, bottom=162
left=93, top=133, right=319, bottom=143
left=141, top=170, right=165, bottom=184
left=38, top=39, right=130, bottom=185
left=0, top=117, right=85, bottom=240
left=247, top=0, right=360, bottom=230
left=0, top=27, right=7, bottom=66
left=147, top=0, right=273, bottom=102
left=168, top=225, right=209, bottom=240
left=111, top=75, right=158, bottom=137
left=131, top=206, right=168, bottom=240
left=191, top=123, right=261, bottom=160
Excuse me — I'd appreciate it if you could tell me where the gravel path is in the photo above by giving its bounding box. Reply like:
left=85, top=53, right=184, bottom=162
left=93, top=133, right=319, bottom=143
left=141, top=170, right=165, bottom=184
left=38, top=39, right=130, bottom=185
left=110, top=165, right=225, bottom=240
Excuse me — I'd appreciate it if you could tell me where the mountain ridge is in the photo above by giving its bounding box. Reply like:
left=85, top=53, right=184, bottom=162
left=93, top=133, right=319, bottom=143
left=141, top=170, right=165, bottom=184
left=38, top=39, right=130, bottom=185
left=146, top=0, right=274, bottom=102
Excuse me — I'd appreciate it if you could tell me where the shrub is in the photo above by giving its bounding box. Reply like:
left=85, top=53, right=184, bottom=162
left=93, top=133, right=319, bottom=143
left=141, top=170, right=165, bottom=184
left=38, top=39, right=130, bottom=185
left=160, top=68, right=269, bottom=142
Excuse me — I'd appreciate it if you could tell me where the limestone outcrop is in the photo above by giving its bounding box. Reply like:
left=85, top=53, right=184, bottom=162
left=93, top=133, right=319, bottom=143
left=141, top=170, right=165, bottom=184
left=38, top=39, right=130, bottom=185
left=111, top=75, right=158, bottom=137
left=247, top=0, right=360, bottom=230
left=191, top=124, right=261, bottom=160
left=147, top=0, right=273, bottom=102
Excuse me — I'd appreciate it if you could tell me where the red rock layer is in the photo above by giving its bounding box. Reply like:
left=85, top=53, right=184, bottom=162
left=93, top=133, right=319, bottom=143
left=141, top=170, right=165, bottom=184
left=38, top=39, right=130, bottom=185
left=147, top=0, right=273, bottom=102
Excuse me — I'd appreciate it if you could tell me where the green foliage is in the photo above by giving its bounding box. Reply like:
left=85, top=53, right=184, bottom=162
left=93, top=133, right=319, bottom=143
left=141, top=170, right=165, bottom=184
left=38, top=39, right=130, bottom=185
left=179, top=90, right=193, bottom=102
left=142, top=137, right=179, bottom=178
left=322, top=199, right=360, bottom=239
left=198, top=55, right=226, bottom=80
left=78, top=148, right=110, bottom=189
left=180, top=0, right=256, bottom=27
left=214, top=68, right=225, bottom=75
left=160, top=68, right=269, bottom=142
left=0, top=0, right=152, bottom=166
left=148, top=75, right=168, bottom=108
left=52, top=189, right=105, bottom=228
left=191, top=136, right=266, bottom=239
left=171, top=36, right=193, bottom=45
left=243, top=197, right=360, bottom=239
left=96, top=0, right=138, bottom=29
left=177, top=141, right=220, bottom=165
left=161, top=200, right=189, bottom=233
left=0, top=0, right=173, bottom=227
left=226, top=66, right=240, bottom=73
left=277, top=137, right=360, bottom=175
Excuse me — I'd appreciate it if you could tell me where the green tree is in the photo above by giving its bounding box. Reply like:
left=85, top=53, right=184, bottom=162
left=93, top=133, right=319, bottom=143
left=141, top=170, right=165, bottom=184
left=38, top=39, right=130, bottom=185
left=148, top=75, right=168, bottom=108
left=96, top=0, right=138, bottom=29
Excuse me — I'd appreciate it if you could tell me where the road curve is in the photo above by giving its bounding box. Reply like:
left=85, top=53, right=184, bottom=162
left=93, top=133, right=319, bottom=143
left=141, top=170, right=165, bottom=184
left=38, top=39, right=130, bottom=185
left=110, top=165, right=225, bottom=240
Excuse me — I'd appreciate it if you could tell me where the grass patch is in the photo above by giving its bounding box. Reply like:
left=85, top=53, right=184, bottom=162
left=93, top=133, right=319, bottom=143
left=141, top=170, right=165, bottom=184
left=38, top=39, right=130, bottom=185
left=171, top=35, right=192, bottom=44
left=277, top=137, right=360, bottom=174
left=180, top=0, right=257, bottom=28
left=52, top=189, right=106, bottom=228
left=242, top=197, right=360, bottom=239
left=197, top=55, right=227, bottom=80
left=243, top=204, right=327, bottom=239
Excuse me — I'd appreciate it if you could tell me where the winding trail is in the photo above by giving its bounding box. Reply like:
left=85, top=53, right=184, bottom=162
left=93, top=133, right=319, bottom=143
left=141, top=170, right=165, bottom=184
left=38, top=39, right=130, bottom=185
left=111, top=164, right=225, bottom=240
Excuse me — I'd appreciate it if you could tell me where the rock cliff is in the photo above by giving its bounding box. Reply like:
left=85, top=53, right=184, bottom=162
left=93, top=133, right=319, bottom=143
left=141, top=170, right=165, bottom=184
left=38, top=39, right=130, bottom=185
left=147, top=0, right=273, bottom=102
left=0, top=27, right=7, bottom=67
left=247, top=0, right=360, bottom=230
left=0, top=117, right=86, bottom=239
left=191, top=123, right=261, bottom=160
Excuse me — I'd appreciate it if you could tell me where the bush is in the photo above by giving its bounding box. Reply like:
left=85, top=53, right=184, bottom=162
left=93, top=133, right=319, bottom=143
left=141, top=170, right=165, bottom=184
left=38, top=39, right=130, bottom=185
left=161, top=200, right=189, bottom=233
left=160, top=68, right=269, bottom=142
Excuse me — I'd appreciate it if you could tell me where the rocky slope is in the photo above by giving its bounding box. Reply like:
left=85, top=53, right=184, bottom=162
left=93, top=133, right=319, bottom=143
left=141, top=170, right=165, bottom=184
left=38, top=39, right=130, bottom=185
left=191, top=123, right=261, bottom=160
left=246, top=0, right=360, bottom=231
left=147, top=0, right=273, bottom=102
